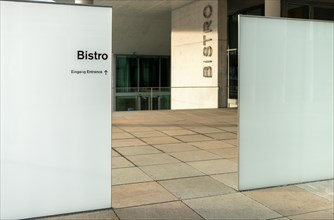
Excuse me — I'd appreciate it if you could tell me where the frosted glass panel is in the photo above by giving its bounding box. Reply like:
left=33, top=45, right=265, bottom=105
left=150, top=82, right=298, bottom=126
left=0, top=1, right=112, bottom=219
left=239, top=16, right=334, bottom=190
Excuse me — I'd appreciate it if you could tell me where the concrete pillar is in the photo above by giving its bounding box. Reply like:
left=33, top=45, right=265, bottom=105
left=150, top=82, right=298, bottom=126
left=218, top=0, right=228, bottom=108
left=171, top=0, right=219, bottom=110
left=265, top=0, right=281, bottom=17
left=75, top=0, right=93, bottom=4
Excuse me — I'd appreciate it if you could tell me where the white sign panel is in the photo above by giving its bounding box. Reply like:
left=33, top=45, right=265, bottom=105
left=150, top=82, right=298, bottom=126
left=0, top=1, right=112, bottom=219
left=239, top=16, right=333, bottom=190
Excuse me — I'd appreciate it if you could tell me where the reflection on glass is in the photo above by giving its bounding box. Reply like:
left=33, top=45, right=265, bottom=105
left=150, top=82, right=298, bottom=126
left=161, top=57, right=171, bottom=87
left=228, top=50, right=238, bottom=99
left=228, top=5, right=264, bottom=102
left=229, top=14, right=239, bottom=49
left=287, top=4, right=309, bottom=19
left=314, top=7, right=334, bottom=21
left=116, top=96, right=137, bottom=111
left=160, top=95, right=171, bottom=110
left=139, top=57, right=159, bottom=87
left=116, top=56, right=138, bottom=92
left=115, top=55, right=171, bottom=111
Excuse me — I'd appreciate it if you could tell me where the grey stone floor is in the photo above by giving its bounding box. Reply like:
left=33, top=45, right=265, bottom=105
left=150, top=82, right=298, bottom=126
left=44, top=109, right=333, bottom=220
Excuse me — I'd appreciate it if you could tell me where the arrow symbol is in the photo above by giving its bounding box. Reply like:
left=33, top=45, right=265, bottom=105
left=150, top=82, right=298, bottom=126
left=104, top=70, right=108, bottom=75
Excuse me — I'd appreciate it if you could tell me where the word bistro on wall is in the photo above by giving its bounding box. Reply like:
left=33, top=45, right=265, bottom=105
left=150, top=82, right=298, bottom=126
left=203, top=4, right=213, bottom=78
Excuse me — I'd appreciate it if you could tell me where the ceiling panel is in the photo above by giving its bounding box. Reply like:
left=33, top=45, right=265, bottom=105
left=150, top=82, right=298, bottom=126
left=54, top=0, right=196, bottom=15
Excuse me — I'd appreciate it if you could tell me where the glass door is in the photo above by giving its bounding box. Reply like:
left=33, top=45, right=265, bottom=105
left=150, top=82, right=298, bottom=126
left=115, top=55, right=171, bottom=111
left=137, top=93, right=160, bottom=110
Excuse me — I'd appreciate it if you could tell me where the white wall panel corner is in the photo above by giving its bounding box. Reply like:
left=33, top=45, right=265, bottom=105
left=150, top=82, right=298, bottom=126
left=239, top=16, right=334, bottom=191
left=0, top=1, right=112, bottom=219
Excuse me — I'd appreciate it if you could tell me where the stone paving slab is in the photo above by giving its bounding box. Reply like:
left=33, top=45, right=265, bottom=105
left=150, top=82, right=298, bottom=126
left=211, top=172, right=238, bottom=190
left=131, top=130, right=167, bottom=138
left=218, top=126, right=238, bottom=133
left=115, top=201, right=203, bottom=220
left=112, top=182, right=177, bottom=208
left=141, top=136, right=181, bottom=145
left=112, top=127, right=124, bottom=133
left=188, top=159, right=238, bottom=175
left=154, top=143, right=199, bottom=153
left=208, top=147, right=238, bottom=158
left=184, top=126, right=223, bottom=134
left=159, top=176, right=235, bottom=200
left=41, top=209, right=119, bottom=220
left=169, top=150, right=220, bottom=162
left=112, top=157, right=134, bottom=169
left=118, top=126, right=155, bottom=132
left=112, top=149, right=121, bottom=157
left=184, top=193, right=282, bottom=220
left=297, top=180, right=334, bottom=201
left=140, top=163, right=204, bottom=180
left=205, top=132, right=237, bottom=140
left=115, top=145, right=161, bottom=156
left=112, top=132, right=134, bottom=140
left=112, top=167, right=152, bottom=185
left=190, top=140, right=235, bottom=150
left=174, top=134, right=213, bottom=142
left=126, top=153, right=181, bottom=166
left=112, top=138, right=146, bottom=147
left=243, top=186, right=334, bottom=216
left=288, top=209, right=334, bottom=220
left=225, top=139, right=238, bottom=146
left=161, top=129, right=196, bottom=136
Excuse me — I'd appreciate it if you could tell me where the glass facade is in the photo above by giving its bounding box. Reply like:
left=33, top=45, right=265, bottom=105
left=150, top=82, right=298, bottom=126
left=287, top=4, right=309, bottom=19
left=115, top=55, right=171, bottom=111
left=228, top=5, right=265, bottom=101
left=283, top=0, right=334, bottom=21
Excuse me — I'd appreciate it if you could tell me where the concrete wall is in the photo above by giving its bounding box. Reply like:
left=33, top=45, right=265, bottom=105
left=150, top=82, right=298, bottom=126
left=171, top=0, right=219, bottom=109
left=265, top=0, right=281, bottom=16
left=113, top=12, right=171, bottom=55
left=218, top=0, right=228, bottom=108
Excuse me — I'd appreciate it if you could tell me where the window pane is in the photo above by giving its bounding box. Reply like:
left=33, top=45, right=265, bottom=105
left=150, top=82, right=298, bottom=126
left=116, top=96, right=137, bottom=111
left=314, top=7, right=334, bottom=21
left=116, top=56, right=138, bottom=90
left=228, top=14, right=239, bottom=49
left=160, top=95, right=171, bottom=110
left=288, top=4, right=309, bottom=19
left=228, top=50, right=238, bottom=99
left=139, top=57, right=159, bottom=88
left=161, top=57, right=170, bottom=87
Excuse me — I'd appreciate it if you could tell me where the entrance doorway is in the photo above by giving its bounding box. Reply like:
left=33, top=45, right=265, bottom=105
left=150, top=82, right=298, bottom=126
left=115, top=55, right=171, bottom=111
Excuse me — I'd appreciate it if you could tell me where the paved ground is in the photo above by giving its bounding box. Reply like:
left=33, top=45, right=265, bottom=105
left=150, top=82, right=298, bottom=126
left=44, top=109, right=333, bottom=220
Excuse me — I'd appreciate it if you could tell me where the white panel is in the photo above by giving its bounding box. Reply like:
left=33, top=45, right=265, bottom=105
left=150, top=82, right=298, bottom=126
left=0, top=1, right=112, bottom=219
left=239, top=16, right=334, bottom=190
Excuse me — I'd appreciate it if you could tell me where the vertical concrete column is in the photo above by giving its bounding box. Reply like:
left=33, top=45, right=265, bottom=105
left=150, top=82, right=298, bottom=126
left=218, top=0, right=228, bottom=108
left=75, top=0, right=93, bottom=4
left=171, top=0, right=219, bottom=110
left=265, top=0, right=281, bottom=17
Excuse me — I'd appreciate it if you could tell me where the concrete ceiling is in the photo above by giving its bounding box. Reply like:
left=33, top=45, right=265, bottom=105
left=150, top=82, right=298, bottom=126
left=55, top=0, right=196, bottom=15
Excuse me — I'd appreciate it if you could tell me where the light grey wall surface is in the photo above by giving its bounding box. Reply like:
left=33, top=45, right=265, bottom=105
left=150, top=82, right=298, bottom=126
left=113, top=12, right=171, bottom=55
left=218, top=0, right=228, bottom=108
left=171, top=0, right=219, bottom=109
